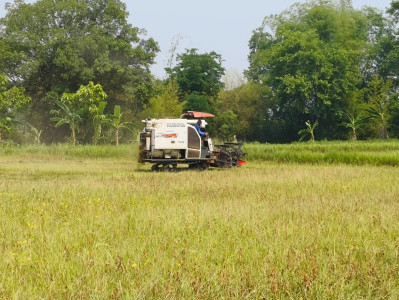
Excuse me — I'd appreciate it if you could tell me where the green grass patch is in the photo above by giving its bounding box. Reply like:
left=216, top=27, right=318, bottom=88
left=243, top=139, right=399, bottom=166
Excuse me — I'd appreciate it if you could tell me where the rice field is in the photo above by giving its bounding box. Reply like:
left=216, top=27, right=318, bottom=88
left=0, top=141, right=398, bottom=298
left=243, top=140, right=399, bottom=166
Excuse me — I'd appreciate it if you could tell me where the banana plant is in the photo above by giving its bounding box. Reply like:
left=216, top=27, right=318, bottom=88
left=26, top=123, right=43, bottom=144
left=341, top=112, right=369, bottom=141
left=298, top=120, right=318, bottom=142
left=50, top=100, right=83, bottom=146
left=90, top=101, right=108, bottom=145
left=106, top=105, right=134, bottom=145
left=366, top=100, right=389, bottom=139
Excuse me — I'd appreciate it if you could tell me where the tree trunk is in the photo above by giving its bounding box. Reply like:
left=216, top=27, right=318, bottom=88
left=381, top=121, right=389, bottom=139
left=383, top=122, right=389, bottom=139
left=115, top=129, right=119, bottom=146
left=72, top=128, right=76, bottom=146
left=352, top=128, right=357, bottom=141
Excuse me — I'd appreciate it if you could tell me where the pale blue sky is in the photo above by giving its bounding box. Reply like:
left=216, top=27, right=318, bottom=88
left=0, top=0, right=394, bottom=78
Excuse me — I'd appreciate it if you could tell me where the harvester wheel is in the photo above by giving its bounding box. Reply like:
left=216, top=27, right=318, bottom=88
left=162, top=164, right=171, bottom=172
left=200, top=162, right=210, bottom=170
left=170, top=163, right=178, bottom=172
left=151, top=164, right=160, bottom=172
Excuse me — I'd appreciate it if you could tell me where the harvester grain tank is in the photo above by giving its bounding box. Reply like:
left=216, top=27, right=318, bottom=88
left=138, top=111, right=246, bottom=171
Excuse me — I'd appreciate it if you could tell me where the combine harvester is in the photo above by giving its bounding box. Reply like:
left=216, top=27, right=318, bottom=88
left=138, top=111, right=246, bottom=171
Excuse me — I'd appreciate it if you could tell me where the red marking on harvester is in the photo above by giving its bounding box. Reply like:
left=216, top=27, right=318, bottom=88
left=161, top=133, right=177, bottom=138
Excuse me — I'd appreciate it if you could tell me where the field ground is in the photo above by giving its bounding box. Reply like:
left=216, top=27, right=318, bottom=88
left=0, top=142, right=398, bottom=298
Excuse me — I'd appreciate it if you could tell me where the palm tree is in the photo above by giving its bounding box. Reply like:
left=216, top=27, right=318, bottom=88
left=298, top=120, right=318, bottom=142
left=50, top=100, right=83, bottom=146
left=106, top=105, right=134, bottom=145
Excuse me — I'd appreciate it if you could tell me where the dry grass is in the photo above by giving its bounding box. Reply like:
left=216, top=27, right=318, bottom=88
left=0, top=144, right=398, bottom=298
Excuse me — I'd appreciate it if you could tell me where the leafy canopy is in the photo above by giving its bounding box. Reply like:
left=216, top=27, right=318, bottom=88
left=0, top=74, right=31, bottom=141
left=141, top=80, right=185, bottom=119
left=0, top=74, right=31, bottom=117
left=247, top=0, right=376, bottom=141
left=0, top=0, right=159, bottom=108
left=167, top=48, right=225, bottom=99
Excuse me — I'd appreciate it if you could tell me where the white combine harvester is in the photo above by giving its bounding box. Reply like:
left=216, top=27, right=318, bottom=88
left=138, top=111, right=246, bottom=171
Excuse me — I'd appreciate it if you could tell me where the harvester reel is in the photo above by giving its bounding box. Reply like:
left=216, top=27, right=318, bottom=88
left=214, top=142, right=246, bottom=168
left=217, top=153, right=233, bottom=168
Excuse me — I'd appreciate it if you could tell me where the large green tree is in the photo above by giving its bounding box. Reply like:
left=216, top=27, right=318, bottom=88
left=378, top=1, right=399, bottom=137
left=0, top=0, right=159, bottom=142
left=376, top=1, right=399, bottom=85
left=166, top=48, right=224, bottom=113
left=247, top=0, right=379, bottom=141
left=216, top=82, right=271, bottom=141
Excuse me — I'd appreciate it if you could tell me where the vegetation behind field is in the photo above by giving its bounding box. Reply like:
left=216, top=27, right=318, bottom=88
left=1, top=0, right=399, bottom=145
left=0, top=142, right=399, bottom=298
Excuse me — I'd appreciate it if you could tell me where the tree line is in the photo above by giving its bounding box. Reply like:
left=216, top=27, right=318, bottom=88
left=0, top=0, right=399, bottom=145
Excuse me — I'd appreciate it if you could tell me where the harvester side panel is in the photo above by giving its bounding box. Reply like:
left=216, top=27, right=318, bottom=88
left=153, top=120, right=187, bottom=150
left=187, top=126, right=200, bottom=149
left=187, top=149, right=201, bottom=158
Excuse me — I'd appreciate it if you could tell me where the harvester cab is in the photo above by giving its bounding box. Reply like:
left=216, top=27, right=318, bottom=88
left=138, top=111, right=246, bottom=171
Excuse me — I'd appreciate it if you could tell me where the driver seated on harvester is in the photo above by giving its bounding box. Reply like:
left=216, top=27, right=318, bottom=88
left=194, top=119, right=208, bottom=139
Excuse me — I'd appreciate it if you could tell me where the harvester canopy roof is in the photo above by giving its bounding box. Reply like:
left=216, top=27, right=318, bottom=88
left=181, top=111, right=215, bottom=119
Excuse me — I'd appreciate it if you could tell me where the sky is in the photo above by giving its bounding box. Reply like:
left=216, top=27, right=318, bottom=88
left=0, top=0, right=394, bottom=78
